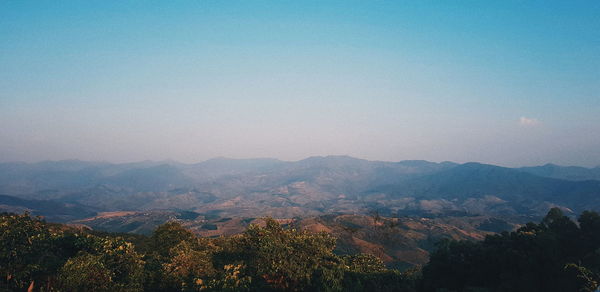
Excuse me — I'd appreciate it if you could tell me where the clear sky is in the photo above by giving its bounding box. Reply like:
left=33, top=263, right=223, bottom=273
left=1, top=1, right=599, bottom=167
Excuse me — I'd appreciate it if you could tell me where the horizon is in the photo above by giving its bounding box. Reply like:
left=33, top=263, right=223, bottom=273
left=1, top=1, right=599, bottom=167
left=2, top=154, right=599, bottom=169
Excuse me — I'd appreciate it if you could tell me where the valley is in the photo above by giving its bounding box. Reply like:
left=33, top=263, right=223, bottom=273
left=1, top=156, right=599, bottom=268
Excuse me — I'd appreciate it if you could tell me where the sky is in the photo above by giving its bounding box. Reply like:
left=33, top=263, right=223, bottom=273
left=1, top=1, right=599, bottom=167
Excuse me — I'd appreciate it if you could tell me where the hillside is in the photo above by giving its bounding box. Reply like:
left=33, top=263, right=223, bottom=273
left=72, top=210, right=504, bottom=268
left=0, top=194, right=98, bottom=222
left=2, top=209, right=599, bottom=291
left=4, top=156, right=598, bottom=270
left=518, top=163, right=600, bottom=181
left=1, top=157, right=599, bottom=223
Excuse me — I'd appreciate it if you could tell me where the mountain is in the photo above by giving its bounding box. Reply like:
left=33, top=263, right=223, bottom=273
left=0, top=157, right=599, bottom=222
left=0, top=160, right=178, bottom=197
left=371, top=162, right=600, bottom=216
left=184, top=157, right=286, bottom=179
left=0, top=194, right=98, bottom=222
left=2, top=156, right=600, bottom=268
left=518, top=163, right=600, bottom=181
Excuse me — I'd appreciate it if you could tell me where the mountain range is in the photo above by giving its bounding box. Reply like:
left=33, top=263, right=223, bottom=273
left=3, top=156, right=599, bottom=267
left=1, top=156, right=599, bottom=222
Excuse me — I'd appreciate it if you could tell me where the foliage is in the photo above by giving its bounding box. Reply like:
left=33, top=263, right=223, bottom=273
left=149, top=221, right=196, bottom=258
left=236, top=218, right=338, bottom=290
left=421, top=208, right=600, bottom=292
left=161, top=239, right=219, bottom=291
left=337, top=254, right=418, bottom=292
left=0, top=214, right=419, bottom=291
left=57, top=253, right=113, bottom=291
left=0, top=213, right=61, bottom=290
left=5, top=210, right=600, bottom=291
left=0, top=213, right=144, bottom=291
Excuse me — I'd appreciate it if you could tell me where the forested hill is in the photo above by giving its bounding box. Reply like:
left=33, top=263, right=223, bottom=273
left=2, top=208, right=600, bottom=291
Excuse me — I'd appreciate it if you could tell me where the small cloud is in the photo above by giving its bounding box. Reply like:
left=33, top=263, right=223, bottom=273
left=519, top=117, right=540, bottom=126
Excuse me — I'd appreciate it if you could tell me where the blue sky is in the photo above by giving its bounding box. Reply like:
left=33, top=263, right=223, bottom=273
left=1, top=1, right=599, bottom=166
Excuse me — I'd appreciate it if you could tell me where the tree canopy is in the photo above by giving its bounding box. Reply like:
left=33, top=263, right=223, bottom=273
left=0, top=213, right=415, bottom=291
left=421, top=208, right=600, bottom=292
left=2, top=209, right=600, bottom=291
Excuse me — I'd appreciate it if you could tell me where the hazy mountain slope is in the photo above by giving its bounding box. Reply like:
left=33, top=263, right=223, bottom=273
left=518, top=163, right=600, bottom=181
left=1, top=157, right=599, bottom=220
left=100, top=164, right=193, bottom=192
left=0, top=194, right=98, bottom=222
left=183, top=157, right=286, bottom=180
left=0, top=160, right=106, bottom=196
left=2, top=157, right=600, bottom=269
left=0, top=160, right=181, bottom=197
left=374, top=163, right=600, bottom=214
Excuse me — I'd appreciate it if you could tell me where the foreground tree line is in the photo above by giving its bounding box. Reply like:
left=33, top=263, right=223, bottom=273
left=0, top=213, right=417, bottom=291
left=1, top=208, right=599, bottom=291
left=422, top=208, right=600, bottom=292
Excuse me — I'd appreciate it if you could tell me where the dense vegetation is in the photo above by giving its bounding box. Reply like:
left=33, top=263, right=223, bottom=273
left=0, top=213, right=416, bottom=291
left=422, top=208, right=600, bottom=292
left=2, top=208, right=599, bottom=291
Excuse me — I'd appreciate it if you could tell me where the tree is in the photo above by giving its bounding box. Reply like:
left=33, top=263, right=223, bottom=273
left=150, top=221, right=196, bottom=258
left=564, top=263, right=599, bottom=292
left=98, top=237, right=145, bottom=291
left=338, top=254, right=412, bottom=292
left=420, top=209, right=600, bottom=292
left=0, top=213, right=58, bottom=291
left=236, top=218, right=339, bottom=290
left=161, top=239, right=218, bottom=291
left=57, top=253, right=114, bottom=292
left=579, top=211, right=600, bottom=246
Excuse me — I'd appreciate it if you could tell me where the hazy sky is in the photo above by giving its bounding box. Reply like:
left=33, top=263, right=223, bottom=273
left=1, top=1, right=599, bottom=167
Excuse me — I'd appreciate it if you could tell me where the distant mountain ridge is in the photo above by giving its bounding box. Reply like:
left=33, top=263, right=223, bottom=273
left=0, top=156, right=599, bottom=223
left=518, top=163, right=600, bottom=181
left=0, top=194, right=98, bottom=222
